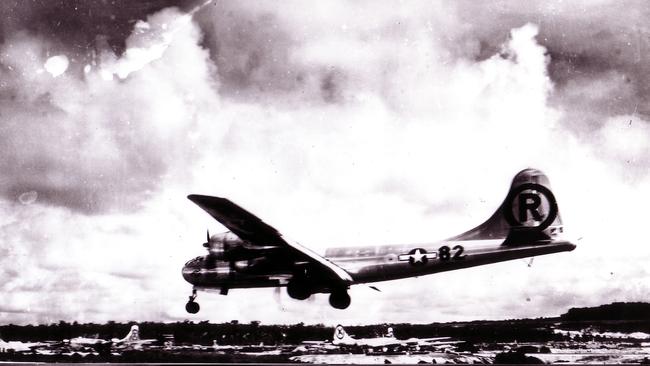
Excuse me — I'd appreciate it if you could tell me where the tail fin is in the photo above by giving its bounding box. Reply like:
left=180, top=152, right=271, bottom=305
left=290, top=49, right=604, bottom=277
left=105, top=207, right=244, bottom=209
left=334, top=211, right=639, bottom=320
left=332, top=325, right=355, bottom=344
left=121, top=325, right=140, bottom=343
left=449, top=168, right=564, bottom=244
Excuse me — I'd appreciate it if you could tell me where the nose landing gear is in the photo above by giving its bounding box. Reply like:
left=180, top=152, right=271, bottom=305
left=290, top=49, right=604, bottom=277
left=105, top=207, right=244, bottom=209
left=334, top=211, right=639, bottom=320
left=185, top=289, right=200, bottom=314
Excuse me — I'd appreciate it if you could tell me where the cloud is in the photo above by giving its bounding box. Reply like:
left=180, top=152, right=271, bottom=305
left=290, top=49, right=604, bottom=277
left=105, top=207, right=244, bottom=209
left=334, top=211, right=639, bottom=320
left=0, top=6, right=218, bottom=214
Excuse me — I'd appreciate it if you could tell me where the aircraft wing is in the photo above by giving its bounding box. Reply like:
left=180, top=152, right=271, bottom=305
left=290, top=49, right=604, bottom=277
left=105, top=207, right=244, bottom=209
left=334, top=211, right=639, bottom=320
left=302, top=341, right=328, bottom=345
left=187, top=195, right=353, bottom=283
left=358, top=338, right=402, bottom=348
left=414, top=336, right=452, bottom=344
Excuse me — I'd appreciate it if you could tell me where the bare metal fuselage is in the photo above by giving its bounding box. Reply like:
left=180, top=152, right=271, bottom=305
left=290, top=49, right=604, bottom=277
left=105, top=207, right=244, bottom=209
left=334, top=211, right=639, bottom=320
left=182, top=238, right=575, bottom=291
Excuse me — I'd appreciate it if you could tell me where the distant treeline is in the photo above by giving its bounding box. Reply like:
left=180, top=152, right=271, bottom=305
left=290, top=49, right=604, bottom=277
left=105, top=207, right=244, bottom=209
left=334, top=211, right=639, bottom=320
left=0, top=319, right=561, bottom=344
left=560, top=302, right=650, bottom=322
left=1, top=302, right=649, bottom=344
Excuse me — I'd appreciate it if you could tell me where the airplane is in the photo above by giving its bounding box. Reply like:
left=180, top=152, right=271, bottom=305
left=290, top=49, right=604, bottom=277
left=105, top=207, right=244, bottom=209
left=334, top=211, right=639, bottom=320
left=300, top=325, right=396, bottom=349
left=65, top=324, right=154, bottom=350
left=211, top=340, right=238, bottom=352
left=0, top=337, right=45, bottom=353
left=171, top=339, right=240, bottom=352
left=182, top=168, right=576, bottom=312
left=300, top=325, right=458, bottom=354
left=111, top=325, right=157, bottom=349
left=331, top=325, right=397, bottom=348
left=391, top=333, right=462, bottom=351
left=65, top=335, right=109, bottom=349
left=331, top=325, right=457, bottom=351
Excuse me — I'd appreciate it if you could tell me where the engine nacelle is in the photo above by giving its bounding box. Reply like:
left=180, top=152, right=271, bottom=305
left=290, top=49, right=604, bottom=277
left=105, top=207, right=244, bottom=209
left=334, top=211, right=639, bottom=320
left=204, top=231, right=245, bottom=259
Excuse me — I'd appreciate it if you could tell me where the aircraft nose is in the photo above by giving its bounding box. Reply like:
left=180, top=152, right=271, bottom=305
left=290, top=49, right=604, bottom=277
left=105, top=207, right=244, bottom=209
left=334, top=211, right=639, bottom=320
left=182, top=256, right=204, bottom=284
left=182, top=264, right=198, bottom=284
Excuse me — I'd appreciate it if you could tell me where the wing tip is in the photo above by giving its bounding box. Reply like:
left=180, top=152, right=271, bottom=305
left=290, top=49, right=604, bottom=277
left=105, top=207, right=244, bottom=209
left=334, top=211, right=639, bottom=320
left=187, top=194, right=224, bottom=208
left=188, top=194, right=225, bottom=202
left=187, top=195, right=240, bottom=213
left=187, top=194, right=204, bottom=205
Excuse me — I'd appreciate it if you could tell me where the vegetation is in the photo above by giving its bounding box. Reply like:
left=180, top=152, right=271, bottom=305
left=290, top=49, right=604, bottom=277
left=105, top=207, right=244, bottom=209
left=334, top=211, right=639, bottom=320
left=561, top=302, right=650, bottom=321
left=1, top=302, right=648, bottom=345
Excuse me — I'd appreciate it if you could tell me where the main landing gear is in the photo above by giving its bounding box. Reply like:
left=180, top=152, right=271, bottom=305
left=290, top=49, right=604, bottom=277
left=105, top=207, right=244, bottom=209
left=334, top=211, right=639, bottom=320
left=286, top=279, right=351, bottom=309
left=186, top=289, right=200, bottom=314
left=328, top=289, right=351, bottom=309
left=287, top=279, right=312, bottom=300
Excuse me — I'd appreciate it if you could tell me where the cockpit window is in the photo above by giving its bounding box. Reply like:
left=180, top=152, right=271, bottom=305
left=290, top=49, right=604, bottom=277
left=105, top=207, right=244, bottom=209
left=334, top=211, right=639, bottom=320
left=185, top=256, right=203, bottom=266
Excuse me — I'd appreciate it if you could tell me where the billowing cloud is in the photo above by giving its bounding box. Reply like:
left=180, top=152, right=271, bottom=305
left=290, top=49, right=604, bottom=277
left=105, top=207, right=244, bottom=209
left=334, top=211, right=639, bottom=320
left=0, top=6, right=218, bottom=213
left=0, top=0, right=648, bottom=325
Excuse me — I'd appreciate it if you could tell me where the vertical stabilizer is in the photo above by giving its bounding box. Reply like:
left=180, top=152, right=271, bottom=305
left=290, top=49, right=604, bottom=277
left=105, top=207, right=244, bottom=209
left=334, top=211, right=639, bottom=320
left=120, top=325, right=140, bottom=343
left=332, top=325, right=355, bottom=345
left=449, top=169, right=564, bottom=244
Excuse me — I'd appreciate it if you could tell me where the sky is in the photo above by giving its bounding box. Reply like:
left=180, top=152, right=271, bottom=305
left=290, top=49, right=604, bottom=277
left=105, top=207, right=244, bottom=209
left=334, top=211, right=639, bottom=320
left=0, top=0, right=649, bottom=326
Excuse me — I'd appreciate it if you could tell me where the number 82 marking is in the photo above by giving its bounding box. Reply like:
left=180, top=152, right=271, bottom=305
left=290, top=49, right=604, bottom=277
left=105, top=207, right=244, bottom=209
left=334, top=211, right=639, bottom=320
left=438, top=245, right=465, bottom=261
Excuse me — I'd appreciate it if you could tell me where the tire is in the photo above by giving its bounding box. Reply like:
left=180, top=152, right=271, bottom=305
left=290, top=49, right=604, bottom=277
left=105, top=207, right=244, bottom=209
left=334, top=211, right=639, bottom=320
left=287, top=280, right=311, bottom=300
left=329, top=290, right=351, bottom=309
left=185, top=301, right=200, bottom=314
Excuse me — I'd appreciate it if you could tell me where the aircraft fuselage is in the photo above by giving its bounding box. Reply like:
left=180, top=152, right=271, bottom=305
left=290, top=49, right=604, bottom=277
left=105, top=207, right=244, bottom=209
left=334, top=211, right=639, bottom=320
left=325, top=239, right=575, bottom=283
left=182, top=238, right=575, bottom=290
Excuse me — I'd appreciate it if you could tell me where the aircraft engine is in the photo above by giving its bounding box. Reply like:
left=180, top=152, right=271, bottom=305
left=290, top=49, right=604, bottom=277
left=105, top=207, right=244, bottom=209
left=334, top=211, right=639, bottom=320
left=203, top=231, right=245, bottom=259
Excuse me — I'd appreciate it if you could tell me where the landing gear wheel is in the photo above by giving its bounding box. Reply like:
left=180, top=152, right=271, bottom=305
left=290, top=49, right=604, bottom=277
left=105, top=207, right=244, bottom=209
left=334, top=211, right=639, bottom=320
left=185, top=301, right=200, bottom=314
left=287, top=280, right=311, bottom=300
left=329, top=290, right=351, bottom=309
left=186, top=289, right=200, bottom=314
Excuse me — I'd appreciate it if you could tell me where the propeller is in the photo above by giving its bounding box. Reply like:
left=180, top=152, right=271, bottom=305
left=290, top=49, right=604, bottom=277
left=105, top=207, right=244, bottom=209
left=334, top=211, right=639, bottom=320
left=203, top=229, right=218, bottom=269
left=203, top=230, right=210, bottom=248
left=274, top=286, right=284, bottom=310
left=200, top=229, right=237, bottom=289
